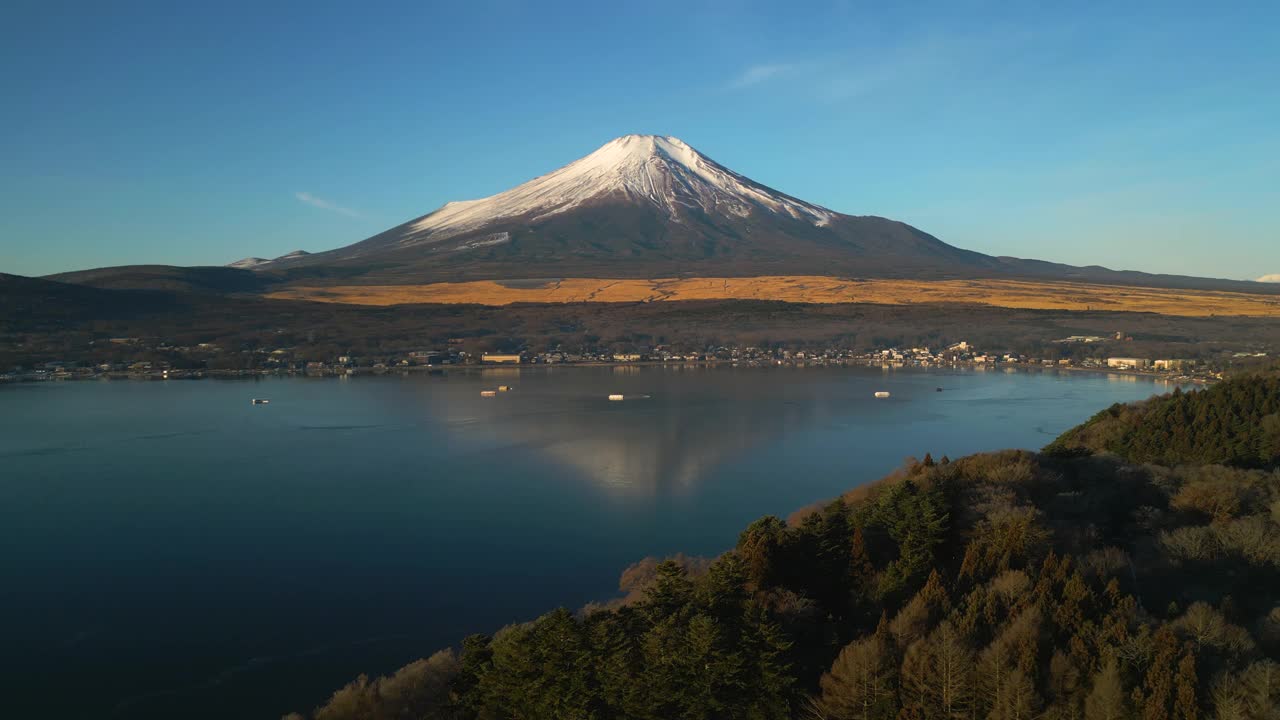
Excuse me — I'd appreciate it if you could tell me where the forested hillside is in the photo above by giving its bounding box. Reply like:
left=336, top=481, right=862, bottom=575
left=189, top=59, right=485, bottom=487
left=287, top=390, right=1280, bottom=720
left=1047, top=375, right=1280, bottom=469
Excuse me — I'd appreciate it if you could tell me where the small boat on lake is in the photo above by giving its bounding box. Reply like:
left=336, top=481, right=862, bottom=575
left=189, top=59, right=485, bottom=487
left=251, top=398, right=270, bottom=405
left=608, top=394, right=625, bottom=401
left=874, top=391, right=891, bottom=398
left=480, top=390, right=497, bottom=397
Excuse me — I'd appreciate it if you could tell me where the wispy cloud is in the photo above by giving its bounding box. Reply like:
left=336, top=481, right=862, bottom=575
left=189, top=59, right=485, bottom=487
left=295, top=191, right=361, bottom=218
left=728, top=63, right=799, bottom=89
left=1257, top=274, right=1280, bottom=283
left=726, top=29, right=1063, bottom=104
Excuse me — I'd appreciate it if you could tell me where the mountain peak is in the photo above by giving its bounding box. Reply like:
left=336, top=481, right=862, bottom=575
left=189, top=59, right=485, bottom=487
left=397, top=135, right=836, bottom=245
left=599, top=133, right=692, bottom=154
left=582, top=135, right=704, bottom=174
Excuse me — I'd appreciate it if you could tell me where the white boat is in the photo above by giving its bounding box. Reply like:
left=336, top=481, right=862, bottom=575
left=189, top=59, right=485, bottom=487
left=874, top=391, right=891, bottom=398
left=608, top=394, right=625, bottom=401
left=480, top=390, right=497, bottom=397
left=251, top=398, right=270, bottom=405
left=498, top=385, right=510, bottom=392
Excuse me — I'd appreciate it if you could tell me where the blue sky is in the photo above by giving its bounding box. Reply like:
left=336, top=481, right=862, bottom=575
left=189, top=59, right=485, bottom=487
left=2, top=0, right=1277, bottom=280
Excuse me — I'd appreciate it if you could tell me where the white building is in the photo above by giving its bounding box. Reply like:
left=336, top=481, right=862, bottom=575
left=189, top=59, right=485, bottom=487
left=1106, top=357, right=1151, bottom=369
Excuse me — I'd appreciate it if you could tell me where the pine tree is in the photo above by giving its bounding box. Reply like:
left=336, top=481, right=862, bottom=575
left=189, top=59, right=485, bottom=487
left=743, top=602, right=794, bottom=720
left=738, top=516, right=787, bottom=590
left=588, top=611, right=642, bottom=718
left=851, top=526, right=875, bottom=579
left=643, top=560, right=693, bottom=622
left=680, top=614, right=744, bottom=720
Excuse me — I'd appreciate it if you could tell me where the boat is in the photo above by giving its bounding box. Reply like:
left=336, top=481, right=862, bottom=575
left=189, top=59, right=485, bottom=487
left=874, top=391, right=891, bottom=398
left=936, top=387, right=944, bottom=392
left=251, top=398, right=270, bottom=405
left=480, top=390, right=497, bottom=397
left=498, top=385, right=510, bottom=392
left=608, top=394, right=625, bottom=401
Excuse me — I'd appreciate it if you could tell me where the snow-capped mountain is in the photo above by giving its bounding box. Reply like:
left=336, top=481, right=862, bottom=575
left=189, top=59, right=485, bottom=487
left=264, top=134, right=997, bottom=282
left=227, top=250, right=310, bottom=270
left=401, top=134, right=835, bottom=244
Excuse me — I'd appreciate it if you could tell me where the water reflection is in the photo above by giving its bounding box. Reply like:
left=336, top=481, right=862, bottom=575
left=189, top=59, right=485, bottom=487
left=426, top=367, right=893, bottom=497
left=419, top=366, right=1185, bottom=499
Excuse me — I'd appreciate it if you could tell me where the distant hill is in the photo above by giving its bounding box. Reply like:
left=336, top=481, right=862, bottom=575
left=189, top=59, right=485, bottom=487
left=0, top=272, right=168, bottom=325
left=45, top=264, right=276, bottom=294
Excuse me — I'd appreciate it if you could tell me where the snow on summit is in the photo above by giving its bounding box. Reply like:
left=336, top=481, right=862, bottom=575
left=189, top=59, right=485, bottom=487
left=404, top=135, right=835, bottom=243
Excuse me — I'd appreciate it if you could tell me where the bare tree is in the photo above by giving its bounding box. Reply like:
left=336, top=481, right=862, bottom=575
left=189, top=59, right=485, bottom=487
left=818, top=634, right=897, bottom=720
left=1085, top=657, right=1129, bottom=720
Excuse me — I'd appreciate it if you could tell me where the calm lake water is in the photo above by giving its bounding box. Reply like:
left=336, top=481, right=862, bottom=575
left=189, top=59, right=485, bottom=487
left=1, top=366, right=1176, bottom=719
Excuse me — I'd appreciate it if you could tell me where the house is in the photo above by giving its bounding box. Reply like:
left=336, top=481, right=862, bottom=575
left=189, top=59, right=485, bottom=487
left=481, top=353, right=523, bottom=364
left=612, top=353, right=642, bottom=362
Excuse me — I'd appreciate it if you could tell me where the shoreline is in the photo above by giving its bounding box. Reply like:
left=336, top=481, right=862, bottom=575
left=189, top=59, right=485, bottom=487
left=1, top=359, right=1211, bottom=386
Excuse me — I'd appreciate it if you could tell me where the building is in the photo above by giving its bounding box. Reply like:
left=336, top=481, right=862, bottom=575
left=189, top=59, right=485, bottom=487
left=612, top=353, right=642, bottom=362
left=481, top=353, right=522, bottom=364
left=1154, top=359, right=1191, bottom=371
left=1106, top=357, right=1151, bottom=369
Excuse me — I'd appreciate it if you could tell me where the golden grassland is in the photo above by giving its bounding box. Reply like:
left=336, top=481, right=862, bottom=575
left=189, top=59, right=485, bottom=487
left=265, top=276, right=1280, bottom=318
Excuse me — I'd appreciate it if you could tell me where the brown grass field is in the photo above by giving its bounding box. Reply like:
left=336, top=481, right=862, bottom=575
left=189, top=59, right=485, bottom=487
left=266, top=276, right=1280, bottom=318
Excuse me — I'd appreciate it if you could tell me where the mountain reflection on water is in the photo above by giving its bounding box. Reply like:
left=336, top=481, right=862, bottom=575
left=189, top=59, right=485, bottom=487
left=427, top=366, right=875, bottom=496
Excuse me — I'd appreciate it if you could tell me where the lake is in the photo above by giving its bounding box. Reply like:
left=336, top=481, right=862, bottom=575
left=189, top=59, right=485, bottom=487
left=0, top=366, right=1175, bottom=719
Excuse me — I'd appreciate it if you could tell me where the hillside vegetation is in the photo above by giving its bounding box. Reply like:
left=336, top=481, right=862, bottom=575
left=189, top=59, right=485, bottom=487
left=1048, top=374, right=1280, bottom=469
left=286, top=378, right=1280, bottom=720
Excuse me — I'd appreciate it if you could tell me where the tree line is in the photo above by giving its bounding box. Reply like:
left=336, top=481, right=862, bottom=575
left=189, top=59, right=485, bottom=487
left=1047, top=374, right=1280, bottom=470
